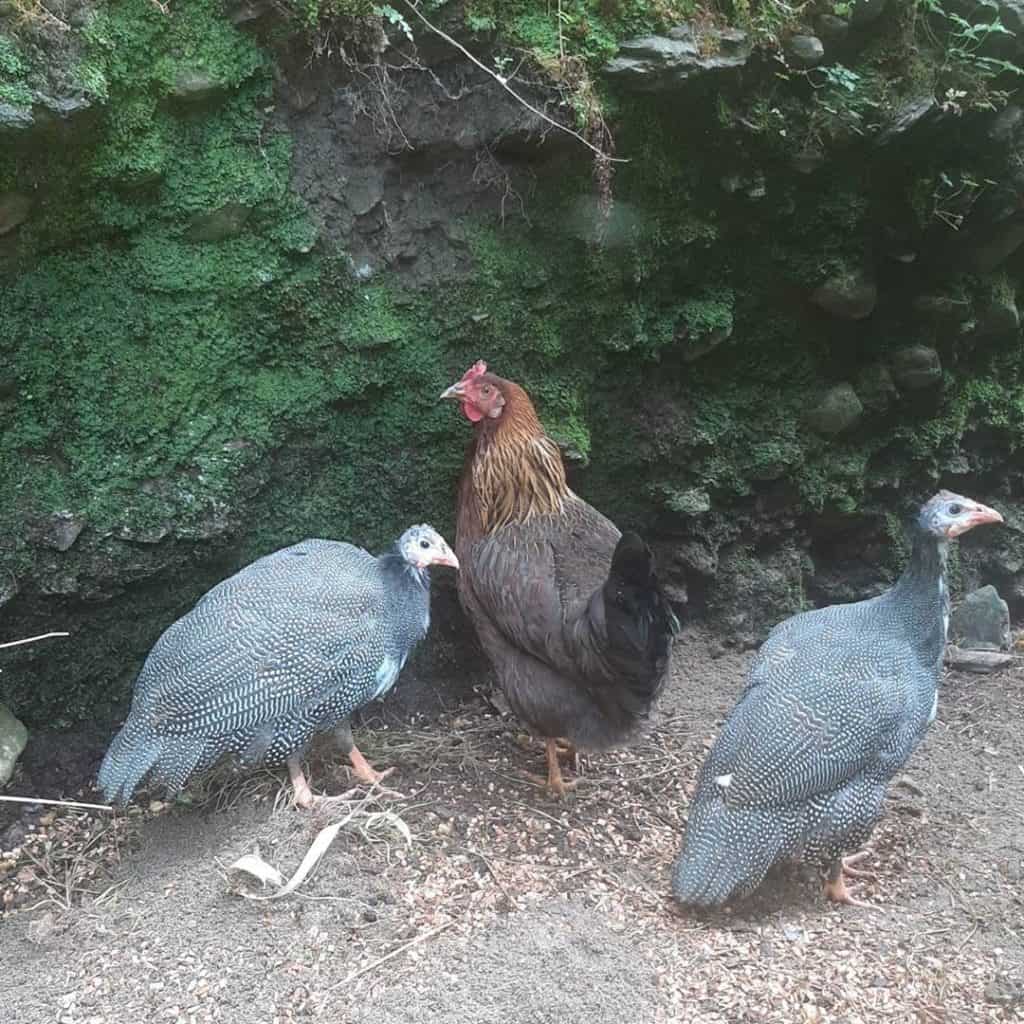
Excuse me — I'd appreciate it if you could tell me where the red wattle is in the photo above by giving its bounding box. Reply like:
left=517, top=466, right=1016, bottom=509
left=462, top=401, right=484, bottom=423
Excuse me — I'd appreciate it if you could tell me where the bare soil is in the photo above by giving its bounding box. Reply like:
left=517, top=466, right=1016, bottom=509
left=2, top=629, right=1022, bottom=1023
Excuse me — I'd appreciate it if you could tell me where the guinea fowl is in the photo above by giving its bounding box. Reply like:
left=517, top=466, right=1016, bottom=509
left=440, top=360, right=680, bottom=796
left=97, top=525, right=458, bottom=808
left=673, top=491, right=1003, bottom=908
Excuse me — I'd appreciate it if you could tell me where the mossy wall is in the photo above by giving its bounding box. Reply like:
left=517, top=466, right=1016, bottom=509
left=1, top=0, right=1023, bottom=728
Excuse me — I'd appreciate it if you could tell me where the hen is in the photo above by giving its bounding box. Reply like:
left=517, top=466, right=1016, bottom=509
left=441, top=360, right=679, bottom=795
left=673, top=491, right=1003, bottom=908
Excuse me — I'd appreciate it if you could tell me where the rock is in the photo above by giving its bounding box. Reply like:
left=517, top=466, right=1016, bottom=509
left=875, top=96, right=937, bottom=147
left=945, top=646, right=1014, bottom=673
left=674, top=539, right=718, bottom=578
left=0, top=102, right=34, bottom=131
left=912, top=293, right=970, bottom=322
left=968, top=215, right=1024, bottom=272
left=951, top=585, right=1011, bottom=651
left=785, top=35, right=825, bottom=69
left=810, top=268, right=877, bottom=320
left=33, top=511, right=86, bottom=552
left=973, top=295, right=1020, bottom=338
left=34, top=93, right=92, bottom=121
left=603, top=24, right=753, bottom=91
left=0, top=192, right=31, bottom=236
left=806, top=383, right=863, bottom=436
left=890, top=345, right=942, bottom=389
left=815, top=13, right=850, bottom=45
left=989, top=104, right=1023, bottom=144
left=171, top=69, right=223, bottom=102
left=856, top=362, right=897, bottom=410
left=849, top=0, right=889, bottom=27
left=0, top=704, right=28, bottom=786
left=186, top=203, right=251, bottom=243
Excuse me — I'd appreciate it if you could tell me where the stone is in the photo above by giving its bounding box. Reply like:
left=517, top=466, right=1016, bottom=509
left=806, top=383, right=863, bottom=436
left=0, top=192, right=31, bottom=236
left=989, top=104, right=1023, bottom=144
left=891, top=345, right=942, bottom=389
left=973, top=295, right=1020, bottom=338
left=674, top=539, right=718, bottom=578
left=875, top=96, right=937, bottom=147
left=856, top=362, right=897, bottom=410
left=849, top=0, right=889, bottom=27
left=810, top=268, right=877, bottom=320
left=33, top=511, right=86, bottom=552
left=186, top=203, right=251, bottom=243
left=603, top=24, right=752, bottom=92
left=815, top=13, right=850, bottom=45
left=945, top=646, right=1014, bottom=673
left=785, top=35, right=825, bottom=69
left=951, top=585, right=1011, bottom=651
left=0, top=704, right=28, bottom=786
left=968, top=216, right=1024, bottom=272
left=0, top=102, right=34, bottom=131
left=912, top=293, right=971, bottom=322
left=171, top=69, right=222, bottom=102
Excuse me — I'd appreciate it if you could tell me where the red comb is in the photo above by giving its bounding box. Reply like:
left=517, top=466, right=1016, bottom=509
left=461, top=360, right=488, bottom=382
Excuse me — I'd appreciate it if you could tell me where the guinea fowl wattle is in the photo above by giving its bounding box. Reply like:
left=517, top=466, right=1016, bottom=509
left=97, top=525, right=458, bottom=809
left=441, top=360, right=680, bottom=796
left=672, top=490, right=1003, bottom=908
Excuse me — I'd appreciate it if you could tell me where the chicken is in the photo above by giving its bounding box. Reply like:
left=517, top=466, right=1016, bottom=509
left=440, top=360, right=680, bottom=795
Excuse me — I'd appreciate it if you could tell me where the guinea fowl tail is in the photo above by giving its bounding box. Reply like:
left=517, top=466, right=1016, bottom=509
left=599, top=531, right=681, bottom=715
left=97, top=721, right=163, bottom=806
left=672, top=790, right=785, bottom=908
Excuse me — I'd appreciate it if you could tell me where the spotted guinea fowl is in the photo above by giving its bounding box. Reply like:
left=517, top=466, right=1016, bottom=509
left=673, top=491, right=1003, bottom=908
left=440, top=360, right=680, bottom=796
left=97, top=525, right=458, bottom=808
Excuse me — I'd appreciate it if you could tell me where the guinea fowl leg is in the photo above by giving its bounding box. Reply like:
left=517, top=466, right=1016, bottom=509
left=287, top=754, right=316, bottom=810
left=347, top=744, right=394, bottom=787
left=823, top=853, right=877, bottom=909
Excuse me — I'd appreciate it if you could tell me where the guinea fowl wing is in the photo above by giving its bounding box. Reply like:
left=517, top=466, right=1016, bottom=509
left=705, top=614, right=916, bottom=809
left=132, top=541, right=388, bottom=740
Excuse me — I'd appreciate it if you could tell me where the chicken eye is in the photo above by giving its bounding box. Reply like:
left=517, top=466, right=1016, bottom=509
left=481, top=385, right=491, bottom=396
left=948, top=503, right=962, bottom=516
left=419, top=539, right=430, bottom=549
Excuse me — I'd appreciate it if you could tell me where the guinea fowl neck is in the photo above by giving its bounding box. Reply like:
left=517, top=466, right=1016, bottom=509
left=889, top=526, right=950, bottom=660
left=896, top=529, right=948, bottom=592
left=379, top=551, right=430, bottom=593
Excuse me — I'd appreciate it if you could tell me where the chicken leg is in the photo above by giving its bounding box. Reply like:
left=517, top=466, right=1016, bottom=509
left=823, top=851, right=878, bottom=909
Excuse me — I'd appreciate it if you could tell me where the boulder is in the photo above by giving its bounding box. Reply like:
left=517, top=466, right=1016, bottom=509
left=967, top=216, right=1024, bottom=272
left=806, top=383, right=863, bottom=436
left=891, top=345, right=942, bottom=389
left=951, top=585, right=1011, bottom=651
left=786, top=35, right=825, bottom=68
left=810, top=268, right=877, bottom=319
left=849, top=0, right=889, bottom=27
left=604, top=24, right=752, bottom=91
left=945, top=646, right=1014, bottom=673
left=0, top=704, right=28, bottom=786
left=31, top=511, right=86, bottom=552
left=856, top=362, right=897, bottom=410
left=815, top=13, right=850, bottom=45
left=875, top=96, right=938, bottom=147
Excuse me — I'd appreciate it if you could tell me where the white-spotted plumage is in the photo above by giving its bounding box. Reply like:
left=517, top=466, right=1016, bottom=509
left=98, top=527, right=445, bottom=804
left=673, top=491, right=1001, bottom=907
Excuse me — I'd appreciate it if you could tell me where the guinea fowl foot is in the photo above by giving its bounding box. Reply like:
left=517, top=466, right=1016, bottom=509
left=347, top=746, right=404, bottom=799
left=823, top=853, right=878, bottom=909
left=287, top=755, right=317, bottom=810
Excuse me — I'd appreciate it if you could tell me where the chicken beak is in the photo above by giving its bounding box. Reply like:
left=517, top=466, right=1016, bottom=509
left=439, top=382, right=465, bottom=401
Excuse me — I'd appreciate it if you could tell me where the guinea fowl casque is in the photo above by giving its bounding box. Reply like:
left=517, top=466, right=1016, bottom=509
left=97, top=525, right=458, bottom=808
left=440, top=360, right=680, bottom=796
left=672, top=490, right=1003, bottom=909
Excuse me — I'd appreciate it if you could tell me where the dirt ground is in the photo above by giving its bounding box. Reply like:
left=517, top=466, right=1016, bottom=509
left=1, top=628, right=1022, bottom=1024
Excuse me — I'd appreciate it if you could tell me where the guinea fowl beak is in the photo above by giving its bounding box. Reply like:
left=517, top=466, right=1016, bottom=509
left=439, top=382, right=464, bottom=401
left=433, top=549, right=460, bottom=570
left=950, top=502, right=1004, bottom=537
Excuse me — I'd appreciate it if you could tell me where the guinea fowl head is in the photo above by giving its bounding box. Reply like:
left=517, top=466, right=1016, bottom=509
left=917, top=491, right=1003, bottom=540
left=396, top=525, right=459, bottom=570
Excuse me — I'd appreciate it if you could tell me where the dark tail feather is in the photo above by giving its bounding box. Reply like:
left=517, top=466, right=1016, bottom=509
left=97, top=722, right=162, bottom=806
left=672, top=793, right=785, bottom=907
left=600, top=532, right=681, bottom=711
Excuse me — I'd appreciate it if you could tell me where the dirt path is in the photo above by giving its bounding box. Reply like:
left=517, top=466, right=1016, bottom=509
left=2, top=631, right=1022, bottom=1023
